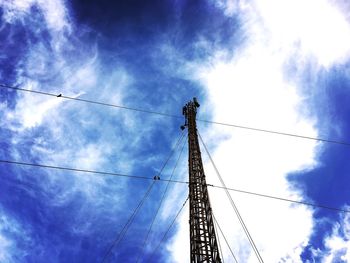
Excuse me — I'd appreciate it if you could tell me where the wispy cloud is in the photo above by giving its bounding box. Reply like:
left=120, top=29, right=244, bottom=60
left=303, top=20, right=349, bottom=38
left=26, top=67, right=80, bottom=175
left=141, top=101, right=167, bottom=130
left=1, top=1, right=193, bottom=260
left=2, top=0, right=350, bottom=261
left=321, top=208, right=350, bottom=262
left=168, top=0, right=350, bottom=262
left=0, top=206, right=33, bottom=262
left=1, top=0, right=71, bottom=32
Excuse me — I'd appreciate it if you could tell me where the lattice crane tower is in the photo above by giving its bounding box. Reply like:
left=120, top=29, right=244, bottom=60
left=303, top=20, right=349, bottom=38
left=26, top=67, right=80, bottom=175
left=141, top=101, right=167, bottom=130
left=181, top=98, right=222, bottom=263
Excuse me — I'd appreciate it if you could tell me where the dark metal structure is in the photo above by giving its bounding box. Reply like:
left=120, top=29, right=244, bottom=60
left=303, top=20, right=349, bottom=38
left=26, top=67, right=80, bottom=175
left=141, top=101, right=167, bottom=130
left=182, top=98, right=222, bottom=263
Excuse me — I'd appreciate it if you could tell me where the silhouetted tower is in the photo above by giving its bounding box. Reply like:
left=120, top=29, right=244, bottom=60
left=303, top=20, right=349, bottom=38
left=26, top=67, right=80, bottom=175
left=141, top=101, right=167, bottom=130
left=182, top=98, right=222, bottom=263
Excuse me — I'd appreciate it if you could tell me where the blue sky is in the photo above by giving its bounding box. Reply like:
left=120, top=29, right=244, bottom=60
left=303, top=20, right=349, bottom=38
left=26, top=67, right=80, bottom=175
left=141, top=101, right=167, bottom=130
left=1, top=0, right=350, bottom=262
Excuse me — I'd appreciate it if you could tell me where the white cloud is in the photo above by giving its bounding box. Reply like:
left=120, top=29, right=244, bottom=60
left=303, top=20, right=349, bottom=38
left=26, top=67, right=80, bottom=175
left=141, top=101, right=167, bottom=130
left=1, top=0, right=70, bottom=32
left=168, top=0, right=350, bottom=262
left=1, top=0, right=98, bottom=131
left=37, top=0, right=71, bottom=32
left=0, top=0, right=141, bottom=226
left=0, top=207, right=31, bottom=262
left=1, top=5, right=187, bottom=253
left=3, top=0, right=350, bottom=261
left=5, top=82, right=62, bottom=129
left=322, top=209, right=350, bottom=262
left=166, top=208, right=190, bottom=262
left=212, top=0, right=239, bottom=16
left=213, top=0, right=350, bottom=67
left=1, top=0, right=35, bottom=20
left=254, top=0, right=350, bottom=67
left=0, top=235, right=12, bottom=262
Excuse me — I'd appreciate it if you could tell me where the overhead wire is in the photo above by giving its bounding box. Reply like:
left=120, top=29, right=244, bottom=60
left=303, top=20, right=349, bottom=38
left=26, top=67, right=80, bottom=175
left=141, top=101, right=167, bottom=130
left=1, top=84, right=350, bottom=146
left=135, top=135, right=187, bottom=263
left=1, top=159, right=350, bottom=214
left=196, top=118, right=350, bottom=146
left=198, top=132, right=264, bottom=263
left=212, top=213, right=238, bottom=263
left=0, top=159, right=188, bottom=185
left=2, top=84, right=350, bottom=261
left=145, top=196, right=189, bottom=263
left=209, top=184, right=350, bottom=214
left=0, top=84, right=180, bottom=119
left=100, top=131, right=185, bottom=262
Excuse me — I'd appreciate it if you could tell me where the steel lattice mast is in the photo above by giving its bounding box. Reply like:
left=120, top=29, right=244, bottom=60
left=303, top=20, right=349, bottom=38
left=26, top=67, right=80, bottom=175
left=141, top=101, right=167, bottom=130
left=181, top=98, right=222, bottom=263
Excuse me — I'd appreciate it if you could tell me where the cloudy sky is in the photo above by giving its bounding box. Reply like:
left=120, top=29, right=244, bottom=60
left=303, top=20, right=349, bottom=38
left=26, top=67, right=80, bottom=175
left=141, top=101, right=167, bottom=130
left=1, top=0, right=350, bottom=262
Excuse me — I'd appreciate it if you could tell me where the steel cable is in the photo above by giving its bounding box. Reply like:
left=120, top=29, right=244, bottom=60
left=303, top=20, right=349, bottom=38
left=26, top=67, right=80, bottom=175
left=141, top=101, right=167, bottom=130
left=213, top=213, right=238, bottom=263
left=101, top=180, right=156, bottom=263
left=135, top=135, right=187, bottom=263
left=100, top=131, right=185, bottom=262
left=145, top=196, right=189, bottom=263
left=199, top=132, right=264, bottom=263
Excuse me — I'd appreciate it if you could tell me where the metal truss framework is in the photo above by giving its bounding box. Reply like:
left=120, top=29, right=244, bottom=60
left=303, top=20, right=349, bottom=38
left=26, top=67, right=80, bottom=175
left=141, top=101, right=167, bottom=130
left=182, top=98, right=222, bottom=263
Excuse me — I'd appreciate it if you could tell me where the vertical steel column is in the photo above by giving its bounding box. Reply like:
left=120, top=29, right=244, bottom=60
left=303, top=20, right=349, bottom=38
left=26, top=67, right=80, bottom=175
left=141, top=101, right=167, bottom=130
left=182, top=98, right=222, bottom=263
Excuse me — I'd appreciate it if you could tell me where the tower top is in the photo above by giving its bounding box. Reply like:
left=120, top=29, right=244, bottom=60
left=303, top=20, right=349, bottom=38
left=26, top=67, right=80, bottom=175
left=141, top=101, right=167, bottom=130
left=181, top=97, right=200, bottom=130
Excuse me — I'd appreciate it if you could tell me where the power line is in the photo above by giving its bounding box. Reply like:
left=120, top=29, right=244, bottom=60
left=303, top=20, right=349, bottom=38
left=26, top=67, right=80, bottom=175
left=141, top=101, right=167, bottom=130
left=2, top=158, right=350, bottom=214
left=198, top=132, right=264, bottom=263
left=135, top=135, right=187, bottom=263
left=209, top=184, right=350, bottom=214
left=0, top=159, right=188, bottom=185
left=0, top=84, right=180, bottom=119
left=197, top=118, right=350, bottom=146
left=212, top=213, right=238, bottom=263
left=2, top=84, right=350, bottom=146
left=146, top=196, right=189, bottom=263
left=101, top=131, right=185, bottom=262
